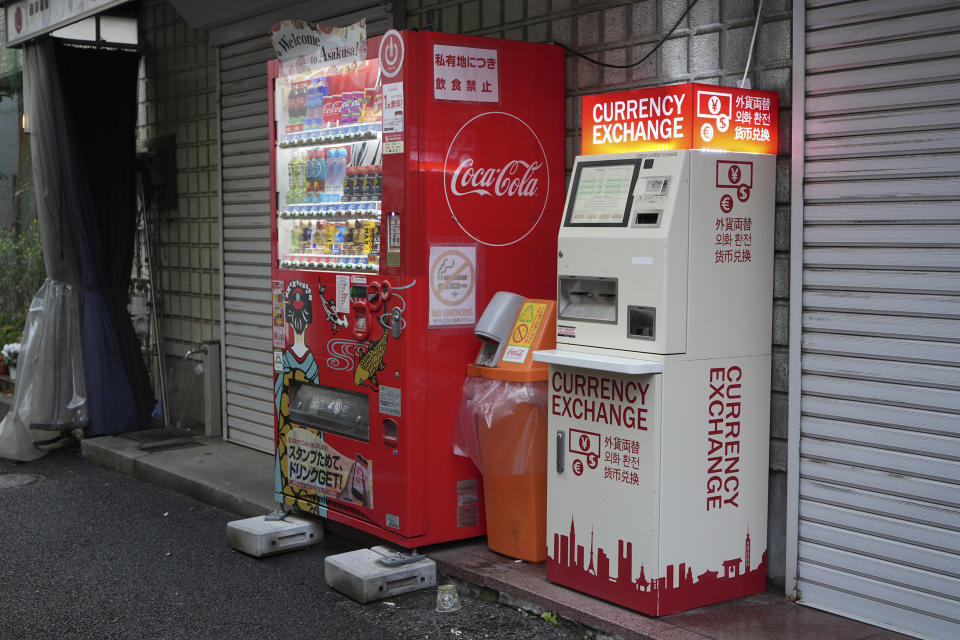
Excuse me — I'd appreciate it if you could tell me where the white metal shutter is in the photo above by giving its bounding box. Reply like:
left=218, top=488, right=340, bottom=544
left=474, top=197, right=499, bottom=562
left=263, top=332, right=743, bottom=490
left=219, top=36, right=276, bottom=452
left=218, top=8, right=391, bottom=452
left=796, top=1, right=960, bottom=638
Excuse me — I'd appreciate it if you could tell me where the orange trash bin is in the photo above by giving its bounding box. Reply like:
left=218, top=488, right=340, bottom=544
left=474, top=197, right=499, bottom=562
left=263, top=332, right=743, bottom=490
left=455, top=299, right=555, bottom=562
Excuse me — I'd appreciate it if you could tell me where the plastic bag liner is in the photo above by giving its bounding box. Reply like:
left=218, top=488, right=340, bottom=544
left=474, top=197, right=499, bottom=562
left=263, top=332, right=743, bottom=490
left=453, top=377, right=548, bottom=476
left=0, top=280, right=88, bottom=461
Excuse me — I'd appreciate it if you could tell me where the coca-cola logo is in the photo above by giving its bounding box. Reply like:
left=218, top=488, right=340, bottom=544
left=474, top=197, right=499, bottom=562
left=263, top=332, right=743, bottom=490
left=449, top=159, right=543, bottom=198
left=444, top=112, right=549, bottom=247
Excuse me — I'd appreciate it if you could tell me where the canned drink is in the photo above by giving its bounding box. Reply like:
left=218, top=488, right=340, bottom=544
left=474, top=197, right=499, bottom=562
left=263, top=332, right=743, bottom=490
left=363, top=220, right=377, bottom=255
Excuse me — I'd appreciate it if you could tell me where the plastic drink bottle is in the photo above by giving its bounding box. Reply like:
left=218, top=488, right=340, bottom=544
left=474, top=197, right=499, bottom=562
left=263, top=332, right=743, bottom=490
left=290, top=221, right=302, bottom=256
left=295, top=82, right=307, bottom=124
left=324, top=148, right=338, bottom=197
left=287, top=83, right=297, bottom=122
left=315, top=78, right=329, bottom=128
left=287, top=153, right=299, bottom=205
left=306, top=80, right=318, bottom=127
left=297, top=151, right=308, bottom=201
left=306, top=149, right=318, bottom=200
left=316, top=149, right=327, bottom=195
left=334, top=149, right=348, bottom=196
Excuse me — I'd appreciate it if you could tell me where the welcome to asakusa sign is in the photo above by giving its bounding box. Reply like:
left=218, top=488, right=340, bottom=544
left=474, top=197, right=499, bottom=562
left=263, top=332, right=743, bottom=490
left=269, top=19, right=366, bottom=64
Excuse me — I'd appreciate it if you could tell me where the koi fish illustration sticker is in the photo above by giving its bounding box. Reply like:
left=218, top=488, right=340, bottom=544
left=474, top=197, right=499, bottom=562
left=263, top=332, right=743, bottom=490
left=318, top=282, right=348, bottom=333
left=354, top=326, right=390, bottom=390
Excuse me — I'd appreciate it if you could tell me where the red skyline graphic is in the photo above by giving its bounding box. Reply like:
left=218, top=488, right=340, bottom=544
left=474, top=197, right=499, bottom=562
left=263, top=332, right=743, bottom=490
left=547, top=516, right=766, bottom=616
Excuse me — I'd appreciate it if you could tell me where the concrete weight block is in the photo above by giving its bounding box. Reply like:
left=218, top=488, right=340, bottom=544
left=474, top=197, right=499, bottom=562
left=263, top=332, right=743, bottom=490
left=226, top=514, right=323, bottom=557
left=325, top=546, right=437, bottom=603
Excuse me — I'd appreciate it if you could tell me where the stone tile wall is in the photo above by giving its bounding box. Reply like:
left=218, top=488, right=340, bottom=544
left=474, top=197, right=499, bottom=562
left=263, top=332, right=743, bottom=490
left=137, top=0, right=220, bottom=355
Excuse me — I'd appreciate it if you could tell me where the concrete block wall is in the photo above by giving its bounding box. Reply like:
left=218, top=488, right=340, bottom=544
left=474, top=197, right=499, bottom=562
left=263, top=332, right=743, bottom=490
left=136, top=0, right=220, bottom=356
left=407, top=0, right=792, bottom=587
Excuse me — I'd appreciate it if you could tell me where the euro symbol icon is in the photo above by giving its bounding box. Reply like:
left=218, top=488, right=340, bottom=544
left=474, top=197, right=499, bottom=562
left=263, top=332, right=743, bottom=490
left=720, top=194, right=734, bottom=213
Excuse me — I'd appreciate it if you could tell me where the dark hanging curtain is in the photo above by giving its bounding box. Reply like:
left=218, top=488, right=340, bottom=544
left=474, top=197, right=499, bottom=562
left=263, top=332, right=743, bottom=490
left=53, top=42, right=153, bottom=436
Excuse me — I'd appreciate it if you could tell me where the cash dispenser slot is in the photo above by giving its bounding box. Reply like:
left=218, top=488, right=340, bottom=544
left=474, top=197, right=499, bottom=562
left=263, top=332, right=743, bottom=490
left=558, top=275, right=617, bottom=324
left=627, top=305, right=655, bottom=340
left=288, top=381, right=370, bottom=442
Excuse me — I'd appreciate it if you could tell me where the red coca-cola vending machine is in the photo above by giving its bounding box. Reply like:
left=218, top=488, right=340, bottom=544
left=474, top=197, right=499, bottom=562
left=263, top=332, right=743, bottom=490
left=269, top=29, right=564, bottom=547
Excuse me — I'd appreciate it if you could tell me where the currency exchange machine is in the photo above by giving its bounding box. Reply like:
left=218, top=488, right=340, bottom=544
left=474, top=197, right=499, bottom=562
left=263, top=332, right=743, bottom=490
left=534, top=83, right=780, bottom=616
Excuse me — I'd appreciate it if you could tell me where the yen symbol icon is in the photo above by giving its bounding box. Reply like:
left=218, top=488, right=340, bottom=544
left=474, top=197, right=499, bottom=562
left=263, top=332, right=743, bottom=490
left=579, top=434, right=591, bottom=451
left=708, top=95, right=722, bottom=115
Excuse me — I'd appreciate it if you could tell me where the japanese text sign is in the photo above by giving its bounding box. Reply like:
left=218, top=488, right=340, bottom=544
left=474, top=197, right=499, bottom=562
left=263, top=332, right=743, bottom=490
left=433, top=44, right=499, bottom=103
left=582, top=83, right=779, bottom=155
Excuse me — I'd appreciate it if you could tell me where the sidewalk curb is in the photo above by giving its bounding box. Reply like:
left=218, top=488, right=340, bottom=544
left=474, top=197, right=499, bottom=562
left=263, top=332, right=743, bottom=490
left=430, top=544, right=708, bottom=640
left=81, top=435, right=275, bottom=518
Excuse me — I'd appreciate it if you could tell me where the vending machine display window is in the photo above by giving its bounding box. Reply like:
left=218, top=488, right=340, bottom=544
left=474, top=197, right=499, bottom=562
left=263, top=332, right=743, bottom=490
left=274, top=60, right=383, bottom=273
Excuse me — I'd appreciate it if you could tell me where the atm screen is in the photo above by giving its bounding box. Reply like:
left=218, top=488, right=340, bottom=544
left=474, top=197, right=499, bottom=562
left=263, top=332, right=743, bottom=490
left=565, top=160, right=640, bottom=227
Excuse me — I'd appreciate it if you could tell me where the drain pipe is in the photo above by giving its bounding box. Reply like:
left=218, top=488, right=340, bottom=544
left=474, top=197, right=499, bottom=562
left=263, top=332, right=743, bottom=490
left=138, top=183, right=170, bottom=430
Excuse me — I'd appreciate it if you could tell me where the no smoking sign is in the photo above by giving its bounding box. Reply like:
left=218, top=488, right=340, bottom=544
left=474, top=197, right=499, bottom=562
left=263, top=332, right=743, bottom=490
left=428, top=246, right=477, bottom=327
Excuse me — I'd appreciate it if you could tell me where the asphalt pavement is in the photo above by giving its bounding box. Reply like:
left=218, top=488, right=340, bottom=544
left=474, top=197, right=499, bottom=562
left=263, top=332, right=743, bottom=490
left=0, top=446, right=586, bottom=640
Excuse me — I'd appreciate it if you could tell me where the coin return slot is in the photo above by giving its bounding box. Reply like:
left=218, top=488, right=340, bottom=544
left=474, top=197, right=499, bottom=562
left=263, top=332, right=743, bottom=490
left=383, top=418, right=399, bottom=448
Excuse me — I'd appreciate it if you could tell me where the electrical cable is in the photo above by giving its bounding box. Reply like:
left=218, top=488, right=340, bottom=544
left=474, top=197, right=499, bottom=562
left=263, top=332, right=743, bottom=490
left=552, top=0, right=702, bottom=69
left=740, top=0, right=764, bottom=88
